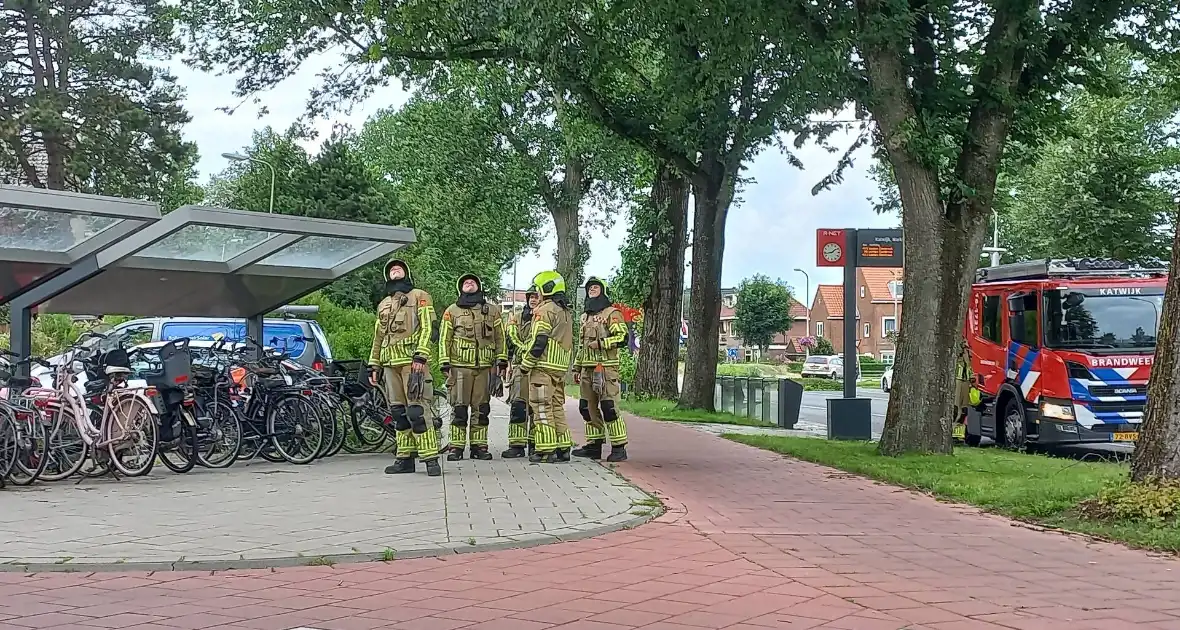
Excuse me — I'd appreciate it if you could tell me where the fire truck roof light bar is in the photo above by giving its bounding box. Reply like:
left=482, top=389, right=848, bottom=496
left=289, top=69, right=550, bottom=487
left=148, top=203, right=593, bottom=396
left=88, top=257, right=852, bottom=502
left=975, top=258, right=1167, bottom=283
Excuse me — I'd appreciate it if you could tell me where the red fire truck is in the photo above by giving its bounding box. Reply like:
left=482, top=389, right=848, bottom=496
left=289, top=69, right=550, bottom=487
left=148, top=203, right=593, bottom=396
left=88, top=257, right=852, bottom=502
left=962, top=258, right=1166, bottom=448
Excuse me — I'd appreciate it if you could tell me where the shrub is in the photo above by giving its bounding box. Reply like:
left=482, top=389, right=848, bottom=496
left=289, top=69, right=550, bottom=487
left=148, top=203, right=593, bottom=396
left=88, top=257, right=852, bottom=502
left=717, top=364, right=763, bottom=377
left=786, top=361, right=803, bottom=373
left=797, top=377, right=843, bottom=391
left=618, top=349, right=636, bottom=388
left=1079, top=480, right=1180, bottom=524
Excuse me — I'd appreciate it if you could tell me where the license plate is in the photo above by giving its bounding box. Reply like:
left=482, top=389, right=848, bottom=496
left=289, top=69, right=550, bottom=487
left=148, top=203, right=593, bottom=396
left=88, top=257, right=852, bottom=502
left=1113, top=432, right=1139, bottom=442
left=952, top=425, right=966, bottom=439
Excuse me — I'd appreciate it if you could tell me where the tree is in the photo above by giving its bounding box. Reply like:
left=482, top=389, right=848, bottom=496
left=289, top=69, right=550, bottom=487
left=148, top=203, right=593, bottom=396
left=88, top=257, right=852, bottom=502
left=846, top=0, right=1178, bottom=456
left=733, top=275, right=794, bottom=356
left=1133, top=202, right=1180, bottom=482
left=355, top=97, right=545, bottom=309
left=612, top=160, right=691, bottom=399
left=178, top=0, right=855, bottom=413
left=813, top=336, right=836, bottom=356
left=1, top=0, right=196, bottom=201
left=997, top=50, right=1180, bottom=265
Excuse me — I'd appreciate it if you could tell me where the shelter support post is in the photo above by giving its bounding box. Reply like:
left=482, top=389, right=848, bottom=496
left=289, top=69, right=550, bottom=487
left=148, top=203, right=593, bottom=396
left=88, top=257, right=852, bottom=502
left=247, top=314, right=264, bottom=360
left=7, top=257, right=103, bottom=375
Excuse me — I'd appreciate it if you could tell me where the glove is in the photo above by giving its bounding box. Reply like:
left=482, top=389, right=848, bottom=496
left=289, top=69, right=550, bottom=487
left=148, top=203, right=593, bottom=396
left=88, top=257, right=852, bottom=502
left=441, top=362, right=451, bottom=374
left=489, top=371, right=504, bottom=398
left=573, top=371, right=581, bottom=385
left=408, top=370, right=425, bottom=401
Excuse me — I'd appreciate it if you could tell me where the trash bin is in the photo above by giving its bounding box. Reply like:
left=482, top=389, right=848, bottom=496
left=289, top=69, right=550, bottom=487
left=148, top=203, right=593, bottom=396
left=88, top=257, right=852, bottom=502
left=778, top=378, right=803, bottom=429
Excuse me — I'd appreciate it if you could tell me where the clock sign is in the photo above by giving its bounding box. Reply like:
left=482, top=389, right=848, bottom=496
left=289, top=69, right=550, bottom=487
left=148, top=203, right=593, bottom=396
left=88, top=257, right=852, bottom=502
left=816, top=229, right=847, bottom=267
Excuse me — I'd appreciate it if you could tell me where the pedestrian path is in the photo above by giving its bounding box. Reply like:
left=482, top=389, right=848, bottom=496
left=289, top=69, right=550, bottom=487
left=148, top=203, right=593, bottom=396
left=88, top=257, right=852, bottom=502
left=2, top=399, right=1180, bottom=629
left=0, top=399, right=651, bottom=572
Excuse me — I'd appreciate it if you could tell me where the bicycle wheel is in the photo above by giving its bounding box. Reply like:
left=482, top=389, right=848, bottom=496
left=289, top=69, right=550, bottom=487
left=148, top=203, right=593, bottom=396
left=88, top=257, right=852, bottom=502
left=107, top=396, right=158, bottom=477
left=268, top=395, right=323, bottom=464
left=38, top=406, right=88, bottom=482
left=0, top=412, right=17, bottom=483
left=7, top=404, right=50, bottom=486
left=311, top=393, right=337, bottom=460
left=196, top=399, right=242, bottom=468
left=157, top=410, right=197, bottom=474
left=343, top=392, right=390, bottom=454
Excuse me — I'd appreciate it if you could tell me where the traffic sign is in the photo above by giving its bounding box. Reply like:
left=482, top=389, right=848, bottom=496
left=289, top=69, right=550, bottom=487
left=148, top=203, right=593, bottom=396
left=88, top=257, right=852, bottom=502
left=727, top=347, right=738, bottom=361
left=815, top=229, right=847, bottom=267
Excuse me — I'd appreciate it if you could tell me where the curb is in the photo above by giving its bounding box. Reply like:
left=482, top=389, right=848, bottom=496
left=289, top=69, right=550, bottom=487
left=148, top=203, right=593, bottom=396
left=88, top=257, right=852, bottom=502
left=0, top=509, right=659, bottom=573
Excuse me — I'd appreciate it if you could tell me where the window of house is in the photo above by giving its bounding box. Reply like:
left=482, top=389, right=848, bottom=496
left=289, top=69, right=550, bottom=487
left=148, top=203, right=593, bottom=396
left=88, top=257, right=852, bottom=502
left=816, top=322, right=824, bottom=337
left=881, top=351, right=895, bottom=365
left=882, top=317, right=896, bottom=338
left=860, top=286, right=866, bottom=298
left=982, top=295, right=1001, bottom=343
left=888, top=280, right=903, bottom=299
left=863, top=323, right=870, bottom=338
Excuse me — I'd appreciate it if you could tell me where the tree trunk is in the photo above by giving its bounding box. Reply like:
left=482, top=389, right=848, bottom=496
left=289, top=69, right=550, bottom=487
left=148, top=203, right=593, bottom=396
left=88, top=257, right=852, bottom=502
left=876, top=174, right=991, bottom=455
left=1130, top=205, right=1180, bottom=482
left=634, top=161, right=690, bottom=400
left=679, top=159, right=733, bottom=411
left=551, top=200, right=584, bottom=293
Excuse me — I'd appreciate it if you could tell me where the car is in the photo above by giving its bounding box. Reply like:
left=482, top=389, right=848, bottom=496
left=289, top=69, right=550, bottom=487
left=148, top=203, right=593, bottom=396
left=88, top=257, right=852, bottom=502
left=800, top=355, right=861, bottom=380
left=881, top=366, right=893, bottom=392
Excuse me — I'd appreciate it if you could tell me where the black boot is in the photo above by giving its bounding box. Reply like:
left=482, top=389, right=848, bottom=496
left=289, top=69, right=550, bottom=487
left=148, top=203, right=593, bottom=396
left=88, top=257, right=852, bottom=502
left=572, top=442, right=603, bottom=460
left=501, top=445, right=526, bottom=458
left=606, top=445, right=628, bottom=462
left=446, top=446, right=466, bottom=461
left=529, top=451, right=550, bottom=464
left=425, top=459, right=442, bottom=477
left=527, top=441, right=535, bottom=456
left=384, top=457, right=416, bottom=474
left=554, top=448, right=571, bottom=462
left=470, top=445, right=493, bottom=461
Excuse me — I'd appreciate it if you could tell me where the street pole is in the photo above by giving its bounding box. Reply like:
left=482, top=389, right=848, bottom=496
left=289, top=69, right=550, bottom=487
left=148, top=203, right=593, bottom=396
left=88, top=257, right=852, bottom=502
left=793, top=268, right=810, bottom=356
left=221, top=152, right=277, bottom=213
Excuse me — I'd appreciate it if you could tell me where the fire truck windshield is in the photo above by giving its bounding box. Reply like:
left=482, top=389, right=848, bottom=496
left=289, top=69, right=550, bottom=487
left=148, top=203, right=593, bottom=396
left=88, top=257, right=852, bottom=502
left=1043, top=288, right=1162, bottom=351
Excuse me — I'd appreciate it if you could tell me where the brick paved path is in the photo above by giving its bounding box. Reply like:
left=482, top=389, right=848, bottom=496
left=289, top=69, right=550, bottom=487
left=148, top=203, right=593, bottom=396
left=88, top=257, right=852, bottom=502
left=3, top=401, right=1180, bottom=629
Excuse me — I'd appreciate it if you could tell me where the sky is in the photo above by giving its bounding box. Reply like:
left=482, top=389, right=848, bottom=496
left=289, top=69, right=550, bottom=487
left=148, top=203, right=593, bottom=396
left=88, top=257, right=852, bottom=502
left=173, top=53, right=898, bottom=310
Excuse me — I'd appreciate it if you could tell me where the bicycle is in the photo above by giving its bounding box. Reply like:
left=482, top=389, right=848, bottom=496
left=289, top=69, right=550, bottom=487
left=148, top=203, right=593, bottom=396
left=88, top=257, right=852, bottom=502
left=0, top=352, right=52, bottom=486
left=40, top=331, right=159, bottom=479
left=232, top=337, right=324, bottom=465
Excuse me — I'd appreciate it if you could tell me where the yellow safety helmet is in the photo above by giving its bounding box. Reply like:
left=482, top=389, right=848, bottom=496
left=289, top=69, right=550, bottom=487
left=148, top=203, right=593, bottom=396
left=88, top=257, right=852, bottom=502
left=532, top=270, right=566, bottom=297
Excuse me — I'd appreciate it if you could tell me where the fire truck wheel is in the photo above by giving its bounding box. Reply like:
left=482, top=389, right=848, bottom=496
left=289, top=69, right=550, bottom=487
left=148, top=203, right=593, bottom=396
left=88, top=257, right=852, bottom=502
left=1000, top=397, right=1027, bottom=450
left=964, top=432, right=982, bottom=447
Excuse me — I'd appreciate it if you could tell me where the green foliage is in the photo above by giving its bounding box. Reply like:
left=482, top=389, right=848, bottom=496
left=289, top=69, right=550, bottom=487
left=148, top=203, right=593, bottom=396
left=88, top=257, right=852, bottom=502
left=733, top=275, right=793, bottom=352
left=996, top=49, right=1180, bottom=265
left=356, top=97, right=544, bottom=310
left=1081, top=480, right=1180, bottom=525
left=812, top=337, right=836, bottom=356
left=618, top=398, right=775, bottom=428
left=786, top=361, right=804, bottom=373
left=798, top=377, right=843, bottom=392
left=292, top=293, right=375, bottom=361
left=618, top=349, right=636, bottom=389
left=1, top=0, right=198, bottom=201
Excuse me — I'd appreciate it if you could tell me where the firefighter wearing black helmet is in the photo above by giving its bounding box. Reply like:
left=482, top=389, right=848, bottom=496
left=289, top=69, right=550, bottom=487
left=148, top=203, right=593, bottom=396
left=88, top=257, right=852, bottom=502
left=571, top=276, right=630, bottom=462
left=503, top=287, right=540, bottom=458
left=438, top=273, right=508, bottom=461
left=368, top=258, right=441, bottom=477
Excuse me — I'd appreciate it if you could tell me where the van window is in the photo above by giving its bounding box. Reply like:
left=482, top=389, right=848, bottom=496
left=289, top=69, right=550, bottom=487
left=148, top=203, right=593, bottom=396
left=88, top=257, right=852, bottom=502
left=805, top=356, right=828, bottom=365
left=116, top=322, right=155, bottom=346
left=309, top=322, right=333, bottom=360
left=256, top=323, right=308, bottom=356
left=161, top=322, right=236, bottom=342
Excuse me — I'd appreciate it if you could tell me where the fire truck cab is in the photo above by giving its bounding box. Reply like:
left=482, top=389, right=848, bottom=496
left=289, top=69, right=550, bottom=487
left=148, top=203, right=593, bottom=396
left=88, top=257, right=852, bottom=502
left=963, top=258, right=1166, bottom=448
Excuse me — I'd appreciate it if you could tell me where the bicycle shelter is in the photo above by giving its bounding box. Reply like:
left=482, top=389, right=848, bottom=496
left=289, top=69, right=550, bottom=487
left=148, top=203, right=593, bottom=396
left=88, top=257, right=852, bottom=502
left=2, top=186, right=416, bottom=362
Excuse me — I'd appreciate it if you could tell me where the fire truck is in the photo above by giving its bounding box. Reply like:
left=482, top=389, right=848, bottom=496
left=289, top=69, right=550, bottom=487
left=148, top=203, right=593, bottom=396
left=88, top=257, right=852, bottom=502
left=961, top=258, right=1166, bottom=448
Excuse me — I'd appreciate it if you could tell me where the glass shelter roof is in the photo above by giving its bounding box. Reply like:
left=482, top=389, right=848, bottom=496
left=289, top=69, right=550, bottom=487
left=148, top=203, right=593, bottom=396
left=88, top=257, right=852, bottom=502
left=0, top=186, right=159, bottom=305
left=42, top=205, right=416, bottom=317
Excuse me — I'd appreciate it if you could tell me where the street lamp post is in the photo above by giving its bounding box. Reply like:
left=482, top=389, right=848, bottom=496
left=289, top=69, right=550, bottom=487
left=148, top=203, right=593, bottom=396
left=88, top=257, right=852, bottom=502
left=793, top=268, right=810, bottom=356
left=221, top=152, right=276, bottom=213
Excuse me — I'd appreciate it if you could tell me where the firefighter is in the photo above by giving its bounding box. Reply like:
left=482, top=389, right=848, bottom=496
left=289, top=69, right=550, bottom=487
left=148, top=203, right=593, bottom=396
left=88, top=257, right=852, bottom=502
left=438, top=274, right=508, bottom=461
left=518, top=271, right=574, bottom=463
left=503, top=288, right=540, bottom=458
left=571, top=277, right=630, bottom=462
left=368, top=259, right=441, bottom=477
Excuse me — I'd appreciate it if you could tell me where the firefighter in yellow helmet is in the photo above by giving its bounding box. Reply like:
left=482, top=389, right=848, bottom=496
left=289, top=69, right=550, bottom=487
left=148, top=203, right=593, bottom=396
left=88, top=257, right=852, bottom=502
left=572, top=276, right=630, bottom=462
left=368, top=258, right=441, bottom=477
left=503, top=287, right=540, bottom=458
left=518, top=270, right=575, bottom=463
left=438, top=273, right=508, bottom=460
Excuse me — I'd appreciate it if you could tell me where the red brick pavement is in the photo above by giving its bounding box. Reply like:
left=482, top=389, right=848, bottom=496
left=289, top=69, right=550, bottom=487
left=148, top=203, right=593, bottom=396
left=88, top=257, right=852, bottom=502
left=4, top=402, right=1180, bottom=630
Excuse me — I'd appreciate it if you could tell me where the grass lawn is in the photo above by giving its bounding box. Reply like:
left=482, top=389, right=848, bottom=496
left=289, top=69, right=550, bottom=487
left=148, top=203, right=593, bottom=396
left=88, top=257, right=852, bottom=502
left=726, top=434, right=1180, bottom=553
left=620, top=398, right=775, bottom=428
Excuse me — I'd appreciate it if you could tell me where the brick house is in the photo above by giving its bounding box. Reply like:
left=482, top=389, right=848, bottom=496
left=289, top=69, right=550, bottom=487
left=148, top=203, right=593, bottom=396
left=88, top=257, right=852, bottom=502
left=718, top=291, right=810, bottom=362
left=806, top=268, right=903, bottom=363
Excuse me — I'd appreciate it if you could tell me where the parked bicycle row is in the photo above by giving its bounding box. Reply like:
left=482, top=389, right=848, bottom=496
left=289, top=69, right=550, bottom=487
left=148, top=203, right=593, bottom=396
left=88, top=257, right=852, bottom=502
left=0, top=330, right=449, bottom=487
